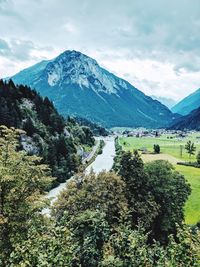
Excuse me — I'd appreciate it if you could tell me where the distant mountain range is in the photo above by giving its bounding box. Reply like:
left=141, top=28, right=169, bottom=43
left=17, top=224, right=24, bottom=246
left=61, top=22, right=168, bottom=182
left=169, top=106, right=200, bottom=130
left=10, top=50, right=178, bottom=128
left=171, top=88, right=200, bottom=115
left=150, top=96, right=177, bottom=109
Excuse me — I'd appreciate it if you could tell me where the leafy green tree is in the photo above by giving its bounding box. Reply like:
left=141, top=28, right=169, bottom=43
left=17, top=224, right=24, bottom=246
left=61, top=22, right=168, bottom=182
left=53, top=171, right=128, bottom=227
left=101, top=225, right=200, bottom=267
left=0, top=126, right=53, bottom=265
left=185, top=140, right=196, bottom=158
left=68, top=210, right=110, bottom=267
left=117, top=150, right=159, bottom=229
left=8, top=217, right=74, bottom=267
left=116, top=150, right=191, bottom=243
left=145, top=160, right=191, bottom=243
left=153, top=144, right=160, bottom=154
left=113, top=137, right=123, bottom=172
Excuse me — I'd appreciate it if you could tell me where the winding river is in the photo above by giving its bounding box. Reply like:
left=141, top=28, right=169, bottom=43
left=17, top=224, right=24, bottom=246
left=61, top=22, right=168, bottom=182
left=42, top=136, right=115, bottom=214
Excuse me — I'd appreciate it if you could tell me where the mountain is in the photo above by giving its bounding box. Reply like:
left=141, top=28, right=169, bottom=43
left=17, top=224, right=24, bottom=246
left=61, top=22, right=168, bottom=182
left=171, top=88, right=200, bottom=115
left=0, top=79, right=95, bottom=185
left=169, top=106, right=200, bottom=130
left=11, top=50, right=178, bottom=128
left=150, top=95, right=177, bottom=109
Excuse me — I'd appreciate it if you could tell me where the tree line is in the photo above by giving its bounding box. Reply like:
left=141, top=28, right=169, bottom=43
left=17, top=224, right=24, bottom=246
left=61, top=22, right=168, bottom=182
left=0, top=129, right=199, bottom=266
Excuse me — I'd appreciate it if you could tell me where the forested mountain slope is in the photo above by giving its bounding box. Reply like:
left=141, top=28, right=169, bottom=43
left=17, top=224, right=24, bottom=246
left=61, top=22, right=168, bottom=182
left=169, top=106, right=200, bottom=130
left=0, top=79, right=95, bottom=185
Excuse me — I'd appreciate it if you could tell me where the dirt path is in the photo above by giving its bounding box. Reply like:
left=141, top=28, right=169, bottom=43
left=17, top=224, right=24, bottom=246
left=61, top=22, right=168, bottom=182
left=142, top=153, right=184, bottom=165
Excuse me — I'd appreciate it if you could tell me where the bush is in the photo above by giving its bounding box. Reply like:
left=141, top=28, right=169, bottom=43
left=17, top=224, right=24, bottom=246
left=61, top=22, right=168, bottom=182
left=154, top=144, right=160, bottom=154
left=197, top=151, right=200, bottom=164
left=177, top=161, right=200, bottom=168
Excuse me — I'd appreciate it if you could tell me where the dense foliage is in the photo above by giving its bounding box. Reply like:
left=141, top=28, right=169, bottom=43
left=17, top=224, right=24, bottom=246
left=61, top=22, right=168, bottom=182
left=114, top=149, right=191, bottom=243
left=0, top=80, right=95, bottom=185
left=0, top=129, right=199, bottom=266
left=0, top=126, right=53, bottom=266
left=75, top=117, right=109, bottom=136
left=0, top=124, right=199, bottom=265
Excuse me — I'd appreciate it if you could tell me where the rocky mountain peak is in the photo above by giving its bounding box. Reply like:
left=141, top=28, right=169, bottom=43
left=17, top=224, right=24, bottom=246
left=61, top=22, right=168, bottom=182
left=45, top=50, right=124, bottom=94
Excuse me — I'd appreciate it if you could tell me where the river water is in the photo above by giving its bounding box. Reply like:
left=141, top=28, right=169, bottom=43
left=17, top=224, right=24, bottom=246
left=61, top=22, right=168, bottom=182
left=86, top=136, right=115, bottom=174
left=42, top=136, right=115, bottom=214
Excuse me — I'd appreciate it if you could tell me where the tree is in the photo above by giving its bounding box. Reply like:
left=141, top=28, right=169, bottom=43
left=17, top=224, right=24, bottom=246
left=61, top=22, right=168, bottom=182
left=8, top=217, right=74, bottom=267
left=115, top=150, right=191, bottom=243
left=53, top=171, right=128, bottom=227
left=117, top=150, right=159, bottom=229
left=185, top=140, right=196, bottom=158
left=153, top=144, right=160, bottom=154
left=81, top=126, right=95, bottom=146
left=101, top=225, right=200, bottom=267
left=145, top=160, right=191, bottom=243
left=23, top=117, right=36, bottom=136
left=0, top=126, right=53, bottom=264
left=68, top=210, right=110, bottom=267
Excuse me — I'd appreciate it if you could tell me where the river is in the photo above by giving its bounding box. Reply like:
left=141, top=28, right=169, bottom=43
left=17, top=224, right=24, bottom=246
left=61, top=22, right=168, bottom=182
left=86, top=136, right=115, bottom=174
left=42, top=136, right=115, bottom=214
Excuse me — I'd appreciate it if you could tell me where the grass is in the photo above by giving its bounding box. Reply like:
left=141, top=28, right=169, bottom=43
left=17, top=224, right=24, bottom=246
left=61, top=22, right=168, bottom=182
left=82, top=144, right=93, bottom=153
left=176, top=165, right=200, bottom=225
left=119, top=134, right=200, bottom=161
left=119, top=134, right=200, bottom=224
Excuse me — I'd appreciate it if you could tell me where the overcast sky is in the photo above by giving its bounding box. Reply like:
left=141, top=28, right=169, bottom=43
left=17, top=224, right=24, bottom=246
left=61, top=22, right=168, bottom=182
left=0, top=0, right=200, bottom=100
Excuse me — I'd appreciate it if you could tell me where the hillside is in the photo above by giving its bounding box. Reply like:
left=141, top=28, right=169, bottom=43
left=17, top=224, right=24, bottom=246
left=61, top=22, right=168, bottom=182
left=171, top=88, right=200, bottom=115
left=169, top=106, right=200, bottom=130
left=11, top=50, right=178, bottom=128
left=0, top=79, right=95, bottom=185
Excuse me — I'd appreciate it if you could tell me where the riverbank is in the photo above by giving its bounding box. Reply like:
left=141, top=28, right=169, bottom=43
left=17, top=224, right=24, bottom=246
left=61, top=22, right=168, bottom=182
left=42, top=136, right=115, bottom=214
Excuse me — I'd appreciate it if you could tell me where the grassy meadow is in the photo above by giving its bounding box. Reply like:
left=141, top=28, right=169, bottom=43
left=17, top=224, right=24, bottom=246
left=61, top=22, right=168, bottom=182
left=119, top=134, right=200, bottom=224
left=175, top=165, right=200, bottom=224
left=119, top=133, right=200, bottom=161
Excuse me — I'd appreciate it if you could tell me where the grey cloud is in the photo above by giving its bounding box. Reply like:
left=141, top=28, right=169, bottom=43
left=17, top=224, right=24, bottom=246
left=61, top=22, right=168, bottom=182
left=0, top=37, right=53, bottom=62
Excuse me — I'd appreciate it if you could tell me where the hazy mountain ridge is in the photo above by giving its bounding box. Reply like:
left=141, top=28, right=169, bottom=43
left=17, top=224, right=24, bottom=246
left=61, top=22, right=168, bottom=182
left=11, top=50, right=178, bottom=128
left=171, top=88, right=200, bottom=115
left=150, top=95, right=177, bottom=109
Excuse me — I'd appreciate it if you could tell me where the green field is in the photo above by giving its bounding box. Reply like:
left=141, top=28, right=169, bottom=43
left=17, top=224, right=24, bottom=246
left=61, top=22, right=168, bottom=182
left=119, top=134, right=200, bottom=161
left=119, top=134, right=200, bottom=224
left=176, top=165, right=200, bottom=224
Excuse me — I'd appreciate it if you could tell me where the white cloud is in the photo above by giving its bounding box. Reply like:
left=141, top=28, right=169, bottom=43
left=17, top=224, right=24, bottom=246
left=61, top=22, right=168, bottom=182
left=63, top=22, right=78, bottom=34
left=97, top=56, right=200, bottom=100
